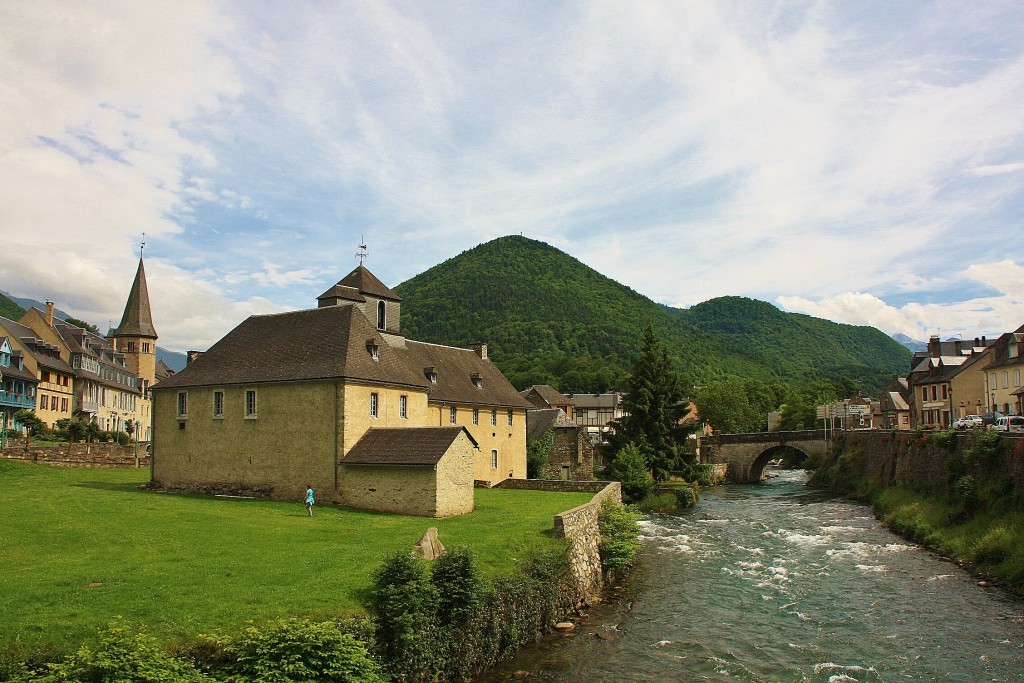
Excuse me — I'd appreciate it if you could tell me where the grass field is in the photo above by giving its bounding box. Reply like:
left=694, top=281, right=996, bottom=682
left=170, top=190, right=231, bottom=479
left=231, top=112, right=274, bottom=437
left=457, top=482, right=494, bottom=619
left=0, top=460, right=593, bottom=660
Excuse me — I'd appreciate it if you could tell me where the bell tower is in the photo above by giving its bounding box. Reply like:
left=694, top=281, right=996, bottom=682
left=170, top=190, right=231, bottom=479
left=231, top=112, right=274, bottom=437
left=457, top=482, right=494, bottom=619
left=112, top=255, right=158, bottom=395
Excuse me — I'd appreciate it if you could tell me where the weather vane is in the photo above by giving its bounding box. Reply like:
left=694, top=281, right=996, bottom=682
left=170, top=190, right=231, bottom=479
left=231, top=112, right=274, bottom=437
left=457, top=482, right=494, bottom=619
left=356, top=236, right=368, bottom=265
left=140, top=232, right=146, bottom=259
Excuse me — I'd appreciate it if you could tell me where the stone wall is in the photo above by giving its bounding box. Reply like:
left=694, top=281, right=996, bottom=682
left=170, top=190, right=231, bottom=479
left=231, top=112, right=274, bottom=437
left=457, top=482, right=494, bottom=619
left=539, top=426, right=595, bottom=480
left=0, top=442, right=149, bottom=468
left=827, top=430, right=1024, bottom=494
left=495, top=478, right=622, bottom=604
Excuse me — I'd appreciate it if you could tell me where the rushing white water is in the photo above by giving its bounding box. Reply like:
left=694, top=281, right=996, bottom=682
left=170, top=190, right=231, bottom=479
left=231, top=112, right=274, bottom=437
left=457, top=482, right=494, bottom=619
left=480, top=469, right=1024, bottom=682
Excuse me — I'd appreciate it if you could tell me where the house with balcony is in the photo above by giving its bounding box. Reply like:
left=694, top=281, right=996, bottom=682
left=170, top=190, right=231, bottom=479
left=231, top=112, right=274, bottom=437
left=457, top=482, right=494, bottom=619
left=0, top=336, right=38, bottom=437
left=0, top=316, right=75, bottom=428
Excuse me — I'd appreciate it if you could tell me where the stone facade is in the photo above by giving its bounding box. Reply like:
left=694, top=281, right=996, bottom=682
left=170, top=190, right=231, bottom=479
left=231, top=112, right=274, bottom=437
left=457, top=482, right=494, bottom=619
left=1, top=442, right=149, bottom=468
left=699, top=430, right=831, bottom=482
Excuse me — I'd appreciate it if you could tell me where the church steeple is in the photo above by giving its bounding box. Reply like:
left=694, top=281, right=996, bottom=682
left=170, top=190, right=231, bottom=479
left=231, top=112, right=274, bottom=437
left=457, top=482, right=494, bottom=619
left=113, top=257, right=158, bottom=391
left=113, top=258, right=158, bottom=340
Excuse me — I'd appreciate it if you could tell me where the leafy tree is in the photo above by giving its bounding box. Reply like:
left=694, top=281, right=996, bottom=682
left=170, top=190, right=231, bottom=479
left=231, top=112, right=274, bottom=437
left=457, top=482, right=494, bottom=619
left=63, top=317, right=101, bottom=334
left=608, top=324, right=692, bottom=481
left=777, top=380, right=843, bottom=430
left=526, top=428, right=554, bottom=479
left=13, top=409, right=44, bottom=449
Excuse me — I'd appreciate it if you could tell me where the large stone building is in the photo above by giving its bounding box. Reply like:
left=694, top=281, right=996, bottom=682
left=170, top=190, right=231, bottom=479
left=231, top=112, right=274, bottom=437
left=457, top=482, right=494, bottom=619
left=150, top=264, right=533, bottom=516
left=0, top=315, right=75, bottom=430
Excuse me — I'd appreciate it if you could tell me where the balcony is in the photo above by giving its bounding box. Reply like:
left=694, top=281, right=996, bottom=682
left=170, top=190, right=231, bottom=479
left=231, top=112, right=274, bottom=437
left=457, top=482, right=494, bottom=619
left=0, top=390, right=35, bottom=410
left=77, top=398, right=99, bottom=413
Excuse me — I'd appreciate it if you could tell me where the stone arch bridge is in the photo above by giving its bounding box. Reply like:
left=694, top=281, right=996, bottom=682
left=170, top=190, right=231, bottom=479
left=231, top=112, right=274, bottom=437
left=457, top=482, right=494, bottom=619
left=698, top=430, right=832, bottom=483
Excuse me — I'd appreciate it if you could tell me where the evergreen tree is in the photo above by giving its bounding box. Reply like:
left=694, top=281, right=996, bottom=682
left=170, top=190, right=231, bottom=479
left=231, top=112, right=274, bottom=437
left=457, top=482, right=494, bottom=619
left=609, top=324, right=692, bottom=481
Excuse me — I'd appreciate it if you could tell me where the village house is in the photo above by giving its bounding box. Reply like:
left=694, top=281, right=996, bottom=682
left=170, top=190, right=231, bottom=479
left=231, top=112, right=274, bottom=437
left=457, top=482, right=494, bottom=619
left=520, top=385, right=573, bottom=414
left=525, top=408, right=595, bottom=480
left=0, top=316, right=75, bottom=430
left=980, top=326, right=1024, bottom=416
left=0, top=335, right=38, bottom=438
left=566, top=392, right=626, bottom=442
left=150, top=264, right=532, bottom=517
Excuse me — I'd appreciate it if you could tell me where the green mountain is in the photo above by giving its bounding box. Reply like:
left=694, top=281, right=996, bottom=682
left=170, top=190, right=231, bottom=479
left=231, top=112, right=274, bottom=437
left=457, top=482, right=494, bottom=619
left=394, top=236, right=910, bottom=395
left=0, top=292, right=26, bottom=321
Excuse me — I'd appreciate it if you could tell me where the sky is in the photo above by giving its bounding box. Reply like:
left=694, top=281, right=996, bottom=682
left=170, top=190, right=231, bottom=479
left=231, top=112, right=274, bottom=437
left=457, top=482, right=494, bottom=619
left=2, top=1, right=1023, bottom=353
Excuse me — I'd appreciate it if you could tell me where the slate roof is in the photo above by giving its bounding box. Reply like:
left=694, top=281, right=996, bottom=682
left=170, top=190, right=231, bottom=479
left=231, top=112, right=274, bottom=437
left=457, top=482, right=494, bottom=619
left=318, top=265, right=401, bottom=303
left=112, top=258, right=158, bottom=339
left=0, top=316, right=74, bottom=374
left=342, top=427, right=477, bottom=466
left=0, top=339, right=38, bottom=383
left=521, top=385, right=572, bottom=408
left=567, top=392, right=623, bottom=409
left=153, top=304, right=533, bottom=409
left=526, top=408, right=577, bottom=441
left=885, top=391, right=910, bottom=411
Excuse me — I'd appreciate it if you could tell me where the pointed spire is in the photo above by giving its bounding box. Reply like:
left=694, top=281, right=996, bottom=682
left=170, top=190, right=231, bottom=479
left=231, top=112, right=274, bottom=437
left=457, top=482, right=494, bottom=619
left=113, top=258, right=158, bottom=339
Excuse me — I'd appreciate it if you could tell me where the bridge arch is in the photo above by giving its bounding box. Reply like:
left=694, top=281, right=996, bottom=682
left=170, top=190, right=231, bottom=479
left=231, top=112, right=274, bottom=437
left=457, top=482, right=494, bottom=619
left=699, top=430, right=831, bottom=483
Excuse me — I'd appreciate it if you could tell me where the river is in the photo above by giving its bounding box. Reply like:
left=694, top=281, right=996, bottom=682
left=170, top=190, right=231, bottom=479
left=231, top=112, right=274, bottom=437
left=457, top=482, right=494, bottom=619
left=481, top=469, right=1024, bottom=682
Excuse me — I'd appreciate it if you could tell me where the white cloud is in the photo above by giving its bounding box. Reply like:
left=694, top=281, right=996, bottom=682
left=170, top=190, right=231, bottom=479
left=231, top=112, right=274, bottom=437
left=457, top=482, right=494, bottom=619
left=964, top=162, right=1024, bottom=177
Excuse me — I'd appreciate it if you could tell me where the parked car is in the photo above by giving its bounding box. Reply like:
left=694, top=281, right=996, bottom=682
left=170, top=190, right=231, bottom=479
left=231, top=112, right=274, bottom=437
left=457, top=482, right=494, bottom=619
left=954, top=415, right=983, bottom=429
left=981, top=411, right=1004, bottom=426
left=990, top=416, right=1024, bottom=432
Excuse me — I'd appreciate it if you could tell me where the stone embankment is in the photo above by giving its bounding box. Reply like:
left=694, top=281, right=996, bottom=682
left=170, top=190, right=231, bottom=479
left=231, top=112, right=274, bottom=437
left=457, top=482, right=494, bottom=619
left=494, top=478, right=622, bottom=604
left=0, top=442, right=149, bottom=468
left=825, top=430, right=1024, bottom=494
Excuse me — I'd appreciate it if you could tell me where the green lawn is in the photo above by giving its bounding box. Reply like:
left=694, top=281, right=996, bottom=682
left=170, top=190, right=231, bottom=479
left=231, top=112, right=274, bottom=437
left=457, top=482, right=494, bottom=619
left=0, top=460, right=592, bottom=660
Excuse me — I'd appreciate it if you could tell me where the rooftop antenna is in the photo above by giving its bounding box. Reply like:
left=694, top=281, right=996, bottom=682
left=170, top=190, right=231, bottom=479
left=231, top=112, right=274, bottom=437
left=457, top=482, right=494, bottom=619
left=356, top=236, right=368, bottom=265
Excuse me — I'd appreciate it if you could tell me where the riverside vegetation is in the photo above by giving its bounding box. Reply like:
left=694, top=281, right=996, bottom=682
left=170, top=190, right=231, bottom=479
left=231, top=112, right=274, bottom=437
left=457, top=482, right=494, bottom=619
left=809, top=428, right=1024, bottom=595
left=0, top=461, right=641, bottom=682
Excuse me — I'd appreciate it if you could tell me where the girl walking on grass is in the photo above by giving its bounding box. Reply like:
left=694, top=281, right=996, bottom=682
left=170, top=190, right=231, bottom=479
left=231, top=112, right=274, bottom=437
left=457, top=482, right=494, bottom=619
left=305, top=485, right=314, bottom=517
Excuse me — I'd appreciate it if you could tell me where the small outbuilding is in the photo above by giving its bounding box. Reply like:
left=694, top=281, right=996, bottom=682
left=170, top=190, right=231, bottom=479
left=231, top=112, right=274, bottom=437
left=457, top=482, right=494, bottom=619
left=339, top=426, right=478, bottom=517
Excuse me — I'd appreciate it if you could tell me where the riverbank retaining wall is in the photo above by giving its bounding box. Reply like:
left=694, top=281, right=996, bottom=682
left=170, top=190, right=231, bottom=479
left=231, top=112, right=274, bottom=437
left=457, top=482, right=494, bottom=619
left=822, top=430, right=1024, bottom=494
left=494, top=478, right=622, bottom=604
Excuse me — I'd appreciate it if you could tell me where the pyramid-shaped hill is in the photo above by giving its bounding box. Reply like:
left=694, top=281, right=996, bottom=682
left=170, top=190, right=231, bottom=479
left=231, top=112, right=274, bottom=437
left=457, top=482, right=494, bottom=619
left=394, top=236, right=909, bottom=393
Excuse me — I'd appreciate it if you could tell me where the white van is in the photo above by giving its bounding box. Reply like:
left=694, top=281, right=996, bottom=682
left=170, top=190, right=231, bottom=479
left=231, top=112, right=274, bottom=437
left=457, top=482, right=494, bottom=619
left=991, top=416, right=1024, bottom=432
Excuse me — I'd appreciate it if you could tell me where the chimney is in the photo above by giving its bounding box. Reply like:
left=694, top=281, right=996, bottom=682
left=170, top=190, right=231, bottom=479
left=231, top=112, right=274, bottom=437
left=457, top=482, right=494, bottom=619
left=186, top=350, right=203, bottom=366
left=974, top=337, right=980, bottom=348
left=928, top=335, right=941, bottom=358
left=982, top=336, right=987, bottom=346
left=470, top=343, right=488, bottom=360
left=954, top=339, right=962, bottom=354
left=45, top=301, right=54, bottom=327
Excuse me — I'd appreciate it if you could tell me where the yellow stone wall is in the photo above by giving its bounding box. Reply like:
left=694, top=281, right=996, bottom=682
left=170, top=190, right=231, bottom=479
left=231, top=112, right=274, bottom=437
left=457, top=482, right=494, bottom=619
left=153, top=381, right=341, bottom=502
left=951, top=362, right=988, bottom=419
left=340, top=382, right=431, bottom=455
left=437, top=404, right=527, bottom=483
left=339, top=465, right=438, bottom=516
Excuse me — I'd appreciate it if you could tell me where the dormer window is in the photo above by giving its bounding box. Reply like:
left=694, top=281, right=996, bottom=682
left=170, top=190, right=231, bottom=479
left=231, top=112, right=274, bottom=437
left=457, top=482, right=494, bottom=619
left=471, top=373, right=483, bottom=389
left=366, top=339, right=380, bottom=361
left=425, top=366, right=437, bottom=383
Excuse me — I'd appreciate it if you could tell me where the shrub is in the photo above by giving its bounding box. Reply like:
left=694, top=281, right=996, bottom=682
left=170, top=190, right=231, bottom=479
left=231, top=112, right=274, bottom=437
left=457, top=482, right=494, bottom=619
left=13, top=621, right=209, bottom=683
left=597, top=500, right=643, bottom=576
left=369, top=552, right=439, bottom=681
left=928, top=427, right=958, bottom=451
left=973, top=526, right=1014, bottom=566
left=634, top=493, right=679, bottom=513
left=526, top=429, right=554, bottom=479
left=963, top=429, right=1004, bottom=465
left=606, top=442, right=654, bottom=503
left=430, top=547, right=482, bottom=628
left=200, top=618, right=384, bottom=683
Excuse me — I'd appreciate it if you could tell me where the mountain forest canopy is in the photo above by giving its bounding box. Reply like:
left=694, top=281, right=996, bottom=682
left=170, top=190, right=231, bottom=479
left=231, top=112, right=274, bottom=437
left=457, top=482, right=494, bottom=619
left=394, top=236, right=909, bottom=399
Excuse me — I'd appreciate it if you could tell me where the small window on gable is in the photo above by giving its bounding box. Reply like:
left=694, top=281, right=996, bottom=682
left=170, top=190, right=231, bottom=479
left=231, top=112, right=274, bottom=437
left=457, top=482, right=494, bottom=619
left=377, top=301, right=386, bottom=330
left=471, top=373, right=483, bottom=389
left=425, top=366, right=437, bottom=383
left=366, top=339, right=380, bottom=361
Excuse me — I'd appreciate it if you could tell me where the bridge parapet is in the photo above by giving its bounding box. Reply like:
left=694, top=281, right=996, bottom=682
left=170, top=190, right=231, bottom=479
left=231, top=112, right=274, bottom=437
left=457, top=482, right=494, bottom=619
left=701, top=430, right=828, bottom=445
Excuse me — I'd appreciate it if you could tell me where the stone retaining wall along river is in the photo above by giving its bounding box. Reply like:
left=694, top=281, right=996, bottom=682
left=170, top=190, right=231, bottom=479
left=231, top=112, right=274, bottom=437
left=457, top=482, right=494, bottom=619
left=494, top=478, right=622, bottom=604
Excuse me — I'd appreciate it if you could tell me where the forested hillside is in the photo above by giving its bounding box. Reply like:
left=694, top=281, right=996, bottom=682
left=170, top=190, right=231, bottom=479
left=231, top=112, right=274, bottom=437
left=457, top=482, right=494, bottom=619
left=394, top=236, right=909, bottom=395
left=0, top=292, right=26, bottom=321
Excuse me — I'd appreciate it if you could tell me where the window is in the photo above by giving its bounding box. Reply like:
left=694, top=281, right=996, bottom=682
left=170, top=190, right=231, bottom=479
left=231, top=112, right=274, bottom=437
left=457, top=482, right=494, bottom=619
left=41, top=370, right=50, bottom=383
left=1015, top=369, right=1021, bottom=387
left=473, top=408, right=479, bottom=425
left=490, top=409, right=497, bottom=426
left=450, top=406, right=457, bottom=424
left=490, top=449, right=498, bottom=469
left=245, top=390, right=257, bottom=418
left=125, top=341, right=136, bottom=352
left=942, top=385, right=947, bottom=400
left=377, top=301, right=386, bottom=330
left=213, top=391, right=224, bottom=418
left=370, top=392, right=379, bottom=418
left=61, top=397, right=68, bottom=412
left=930, top=386, right=936, bottom=401
left=141, top=342, right=150, bottom=353
left=507, top=409, right=513, bottom=426
left=400, top=395, right=408, bottom=419
left=177, top=392, right=188, bottom=418
left=39, top=395, right=48, bottom=410
left=1002, top=371, right=1009, bottom=389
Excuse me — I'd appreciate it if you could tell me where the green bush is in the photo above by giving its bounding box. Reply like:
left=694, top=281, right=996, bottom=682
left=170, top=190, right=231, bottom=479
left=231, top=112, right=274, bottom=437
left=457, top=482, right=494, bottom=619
left=634, top=493, right=679, bottom=513
left=369, top=552, right=439, bottom=682
left=13, top=621, right=209, bottom=683
left=430, top=548, right=482, bottom=628
left=526, top=429, right=554, bottom=479
left=597, top=500, right=643, bottom=575
left=928, top=427, right=958, bottom=451
left=963, top=428, right=1004, bottom=465
left=199, top=618, right=384, bottom=683
left=606, top=442, right=654, bottom=503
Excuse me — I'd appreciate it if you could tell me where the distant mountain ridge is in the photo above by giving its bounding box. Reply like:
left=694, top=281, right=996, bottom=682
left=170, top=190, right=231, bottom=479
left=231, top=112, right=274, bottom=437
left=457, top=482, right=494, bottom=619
left=0, top=290, right=187, bottom=372
left=394, top=236, right=910, bottom=395
left=891, top=332, right=928, bottom=353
